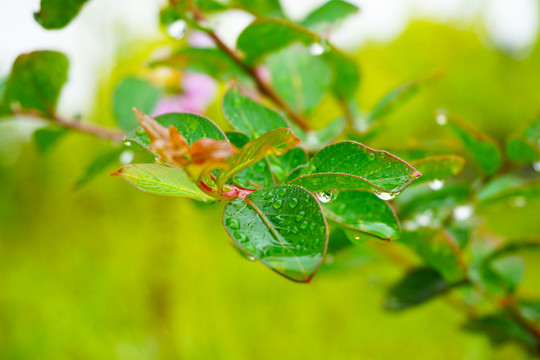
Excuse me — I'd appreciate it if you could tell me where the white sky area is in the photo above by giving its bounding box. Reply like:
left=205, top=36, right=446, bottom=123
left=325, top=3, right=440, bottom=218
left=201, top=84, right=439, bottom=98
left=0, top=0, right=538, bottom=117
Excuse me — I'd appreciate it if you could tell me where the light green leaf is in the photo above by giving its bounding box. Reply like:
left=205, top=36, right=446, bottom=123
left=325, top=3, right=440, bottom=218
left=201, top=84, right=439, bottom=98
left=223, top=185, right=328, bottom=282
left=324, top=190, right=401, bottom=241
left=114, top=163, right=214, bottom=203
left=230, top=0, right=284, bottom=17
left=490, top=255, right=525, bottom=292
left=75, top=148, right=125, bottom=189
left=506, top=115, right=540, bottom=163
left=300, top=0, right=359, bottom=33
left=409, top=155, right=465, bottom=184
left=34, top=0, right=89, bottom=29
left=321, top=47, right=360, bottom=101
left=33, top=126, right=67, bottom=154
left=113, top=76, right=162, bottom=131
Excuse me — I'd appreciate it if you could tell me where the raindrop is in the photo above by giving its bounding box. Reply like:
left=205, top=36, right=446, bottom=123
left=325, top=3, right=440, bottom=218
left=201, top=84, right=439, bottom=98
left=295, top=211, right=306, bottom=222
left=119, top=150, right=135, bottom=164
left=136, top=127, right=146, bottom=136
left=289, top=198, right=299, bottom=208
left=510, top=196, right=526, bottom=208
left=316, top=190, right=338, bottom=203
left=415, top=209, right=433, bottom=227
left=227, top=218, right=240, bottom=229
left=309, top=42, right=325, bottom=56
left=279, top=188, right=287, bottom=196
left=273, top=215, right=285, bottom=224
left=309, top=223, right=315, bottom=230
left=374, top=191, right=399, bottom=201
left=428, top=179, right=445, bottom=191
left=453, top=205, right=474, bottom=221
left=533, top=161, right=540, bottom=173
left=233, top=231, right=246, bottom=242
left=263, top=191, right=273, bottom=200
left=247, top=255, right=256, bottom=261
left=124, top=141, right=132, bottom=147
left=300, top=221, right=308, bottom=229
left=368, top=153, right=376, bottom=161
left=289, top=226, right=299, bottom=234
left=436, top=110, right=448, bottom=125
left=167, top=20, right=187, bottom=39
left=273, top=199, right=283, bottom=209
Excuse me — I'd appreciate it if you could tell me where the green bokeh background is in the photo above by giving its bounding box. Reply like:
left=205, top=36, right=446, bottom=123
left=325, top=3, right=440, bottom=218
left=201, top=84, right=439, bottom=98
left=1, top=21, right=540, bottom=359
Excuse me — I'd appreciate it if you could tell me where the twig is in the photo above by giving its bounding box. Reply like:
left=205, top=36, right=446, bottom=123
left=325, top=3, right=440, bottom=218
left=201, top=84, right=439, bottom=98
left=13, top=109, right=125, bottom=142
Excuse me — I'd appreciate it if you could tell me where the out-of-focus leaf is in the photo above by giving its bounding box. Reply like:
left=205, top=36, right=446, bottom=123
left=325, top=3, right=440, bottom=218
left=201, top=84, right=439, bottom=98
left=321, top=47, right=360, bottom=100
left=400, top=229, right=466, bottom=282
left=113, top=163, right=214, bottom=203
left=367, top=72, right=442, bottom=123
left=237, top=18, right=318, bottom=64
left=477, top=174, right=527, bottom=202
left=222, top=87, right=288, bottom=139
left=288, top=141, right=421, bottom=194
left=1, top=51, right=68, bottom=117
left=74, top=148, right=124, bottom=189
left=443, top=112, right=502, bottom=176
left=324, top=189, right=400, bottom=241
left=33, top=126, right=67, bottom=154
left=294, top=117, right=346, bottom=150
left=223, top=185, right=328, bottom=282
left=230, top=0, right=284, bottom=18
left=217, top=128, right=300, bottom=188
left=409, top=155, right=465, bottom=184
left=300, top=0, right=359, bottom=33
left=266, top=45, right=332, bottom=114
left=478, top=180, right=540, bottom=206
left=113, top=76, right=162, bottom=131
left=126, top=112, right=226, bottom=151
left=385, top=267, right=455, bottom=310
left=490, top=255, right=525, bottom=292
left=34, top=0, right=89, bottom=29
left=506, top=115, right=540, bottom=163
left=520, top=300, right=540, bottom=325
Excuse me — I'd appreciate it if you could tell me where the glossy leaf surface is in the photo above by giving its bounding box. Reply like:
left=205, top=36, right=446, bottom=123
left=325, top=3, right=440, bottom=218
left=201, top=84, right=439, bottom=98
left=223, top=185, right=328, bottom=282
left=114, top=163, right=214, bottom=203
left=1, top=51, right=68, bottom=117
left=288, top=141, right=420, bottom=193
left=113, top=76, right=161, bottom=130
left=323, top=190, right=400, bottom=241
left=409, top=155, right=465, bottom=184
left=34, top=0, right=89, bottom=29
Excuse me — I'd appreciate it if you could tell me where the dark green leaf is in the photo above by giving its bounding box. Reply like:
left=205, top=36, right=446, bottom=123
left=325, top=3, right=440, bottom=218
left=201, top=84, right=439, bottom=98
left=114, top=163, right=214, bottom=203
left=300, top=0, right=359, bottom=33
left=223, top=185, right=328, bottom=282
left=34, top=0, right=89, bottom=29
left=269, top=147, right=309, bottom=182
left=33, top=126, right=67, bottom=154
left=477, top=174, right=527, bottom=202
left=1, top=51, right=69, bottom=117
left=409, top=155, right=465, bottom=184
left=321, top=47, right=360, bottom=100
left=323, top=189, right=400, bottom=241
left=266, top=45, right=332, bottom=114
left=385, top=267, right=454, bottom=310
left=490, top=255, right=525, bottom=292
left=113, top=76, right=162, bottom=131
left=506, top=115, right=540, bottom=163
left=288, top=141, right=421, bottom=194
left=222, top=87, right=288, bottom=139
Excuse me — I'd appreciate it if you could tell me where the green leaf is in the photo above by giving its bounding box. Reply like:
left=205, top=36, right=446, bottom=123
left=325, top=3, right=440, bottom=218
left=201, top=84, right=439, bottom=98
left=75, top=148, right=124, bottom=189
left=217, top=128, right=299, bottom=188
left=506, top=115, right=540, bottom=163
left=1, top=51, right=69, bottom=117
left=114, top=163, right=214, bottom=203
left=409, top=155, right=465, bottom=184
left=268, top=147, right=308, bottom=182
left=230, top=0, right=284, bottom=17
left=321, top=49, right=360, bottom=101
left=288, top=141, right=421, bottom=194
left=385, top=267, right=455, bottom=310
left=34, top=0, right=89, bottom=29
left=478, top=180, right=540, bottom=206
left=266, top=45, right=332, bottom=114
left=490, top=255, right=525, bottom=292
left=112, top=76, right=162, bottom=131
left=443, top=112, right=502, bottom=176
left=126, top=112, right=226, bottom=150
left=223, top=185, right=328, bottom=282
left=300, top=0, right=359, bottom=33
left=33, top=126, right=67, bottom=154
left=477, top=174, right=527, bottom=202
left=323, top=190, right=400, bottom=241
left=222, top=87, right=288, bottom=139
left=237, top=18, right=318, bottom=64
left=367, top=72, right=442, bottom=123
left=399, top=229, right=466, bottom=282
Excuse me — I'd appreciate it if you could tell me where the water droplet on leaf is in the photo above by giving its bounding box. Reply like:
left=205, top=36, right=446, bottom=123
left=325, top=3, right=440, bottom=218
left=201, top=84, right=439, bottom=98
left=428, top=179, right=445, bottom=191
left=295, top=211, right=306, bottom=222
left=273, top=199, right=283, bottom=209
left=233, top=231, right=246, bottom=242
left=309, top=42, right=325, bottom=56
left=263, top=191, right=273, bottom=200
left=289, top=198, right=298, bottom=208
left=167, top=20, right=187, bottom=39
left=124, top=141, right=132, bottom=147
left=533, top=161, right=540, bottom=173
left=368, top=153, right=376, bottom=161
left=300, top=221, right=308, bottom=229
left=248, top=256, right=256, bottom=261
left=289, top=226, right=299, bottom=234
left=316, top=190, right=338, bottom=203
left=136, top=127, right=146, bottom=136
left=374, top=191, right=399, bottom=201
left=227, top=218, right=240, bottom=229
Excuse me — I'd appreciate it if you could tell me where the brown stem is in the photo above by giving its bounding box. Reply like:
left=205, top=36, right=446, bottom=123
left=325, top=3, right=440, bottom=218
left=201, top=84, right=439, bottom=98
left=13, top=109, right=125, bottom=142
left=506, top=298, right=540, bottom=351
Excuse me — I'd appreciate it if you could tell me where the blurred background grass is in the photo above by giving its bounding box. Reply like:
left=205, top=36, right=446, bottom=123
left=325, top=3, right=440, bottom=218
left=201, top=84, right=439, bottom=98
left=1, top=18, right=540, bottom=360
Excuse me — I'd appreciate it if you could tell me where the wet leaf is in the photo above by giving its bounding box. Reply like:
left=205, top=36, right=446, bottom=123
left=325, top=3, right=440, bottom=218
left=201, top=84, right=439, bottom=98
left=300, top=0, right=359, bottom=33
left=288, top=141, right=421, bottom=194
left=409, top=155, right=465, bottom=184
left=506, top=115, right=540, bottom=163
left=385, top=267, right=455, bottom=311
left=1, top=51, right=68, bottom=117
left=33, top=126, right=67, bottom=154
left=266, top=45, right=332, bottom=114
left=113, top=76, right=162, bottom=130
left=113, top=163, right=214, bottom=203
left=223, top=185, right=328, bottom=282
left=34, top=0, right=89, bottom=29
left=323, top=189, right=400, bottom=241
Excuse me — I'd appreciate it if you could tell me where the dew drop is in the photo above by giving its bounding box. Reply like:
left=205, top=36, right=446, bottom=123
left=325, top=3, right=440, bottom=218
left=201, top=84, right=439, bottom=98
left=300, top=220, right=308, bottom=229
left=248, top=256, right=256, bottom=261
left=309, top=42, right=325, bottom=56
left=233, top=231, right=246, bottom=242
left=374, top=191, right=399, bottom=201
left=309, top=223, right=315, bottom=230
left=263, top=191, right=273, bottom=200
left=119, top=150, right=135, bottom=165
left=273, top=215, right=285, bottom=224
left=428, top=179, right=445, bottom=191
left=316, top=190, right=338, bottom=203
left=136, top=127, right=146, bottom=136
left=273, top=199, right=283, bottom=209
left=279, top=188, right=287, bottom=196
left=124, top=141, right=132, bottom=147
left=227, top=218, right=240, bottom=229
left=167, top=20, right=187, bottom=39
left=289, top=198, right=299, bottom=208
left=436, top=109, right=448, bottom=125
left=289, top=226, right=299, bottom=234
left=453, top=205, right=474, bottom=221
left=533, top=161, right=540, bottom=173
left=510, top=196, right=526, bottom=208
left=368, top=153, right=376, bottom=161
left=295, top=211, right=306, bottom=222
